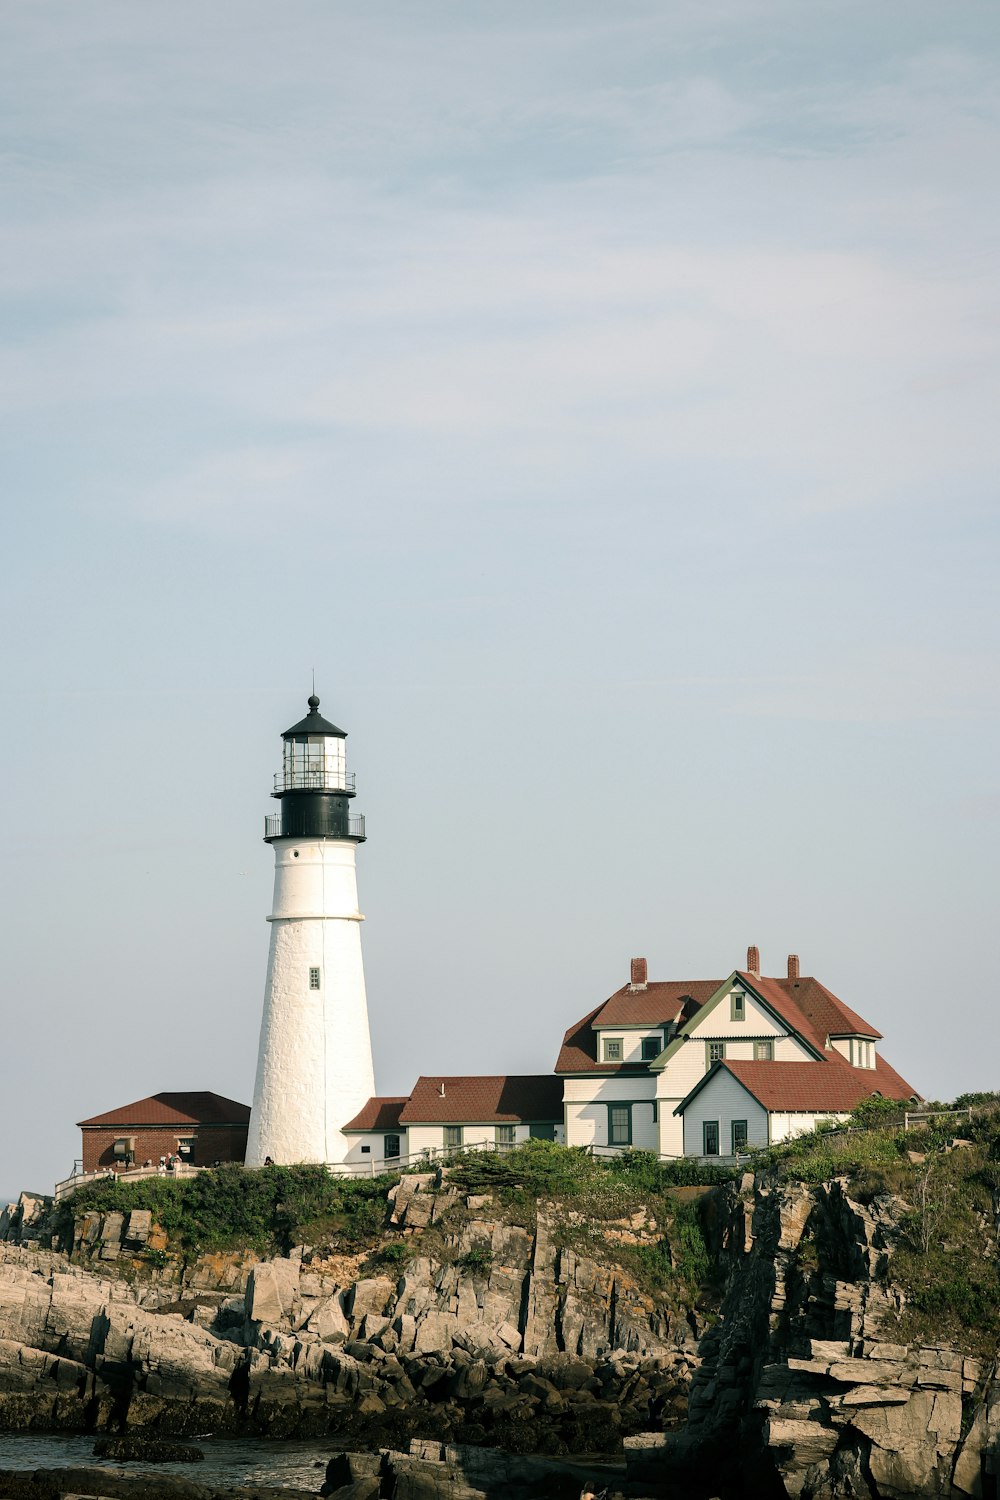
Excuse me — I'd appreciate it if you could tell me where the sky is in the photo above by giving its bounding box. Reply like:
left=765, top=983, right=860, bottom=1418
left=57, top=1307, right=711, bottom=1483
left=1, top=1, right=998, bottom=1199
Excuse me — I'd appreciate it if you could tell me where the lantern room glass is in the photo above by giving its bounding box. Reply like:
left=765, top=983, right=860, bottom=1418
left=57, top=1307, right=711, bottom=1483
left=283, top=734, right=347, bottom=790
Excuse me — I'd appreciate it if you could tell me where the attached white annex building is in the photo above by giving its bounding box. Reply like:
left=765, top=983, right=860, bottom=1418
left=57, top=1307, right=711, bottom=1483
left=246, top=696, right=375, bottom=1167
left=341, top=1076, right=565, bottom=1174
left=556, top=950, right=917, bottom=1159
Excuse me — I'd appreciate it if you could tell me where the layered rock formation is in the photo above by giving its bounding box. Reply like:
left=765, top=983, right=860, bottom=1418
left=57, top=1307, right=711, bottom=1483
left=0, top=1174, right=694, bottom=1453
left=682, top=1172, right=996, bottom=1498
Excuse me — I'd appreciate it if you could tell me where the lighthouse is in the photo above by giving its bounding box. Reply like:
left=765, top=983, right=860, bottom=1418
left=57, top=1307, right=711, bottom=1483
left=246, top=694, right=376, bottom=1167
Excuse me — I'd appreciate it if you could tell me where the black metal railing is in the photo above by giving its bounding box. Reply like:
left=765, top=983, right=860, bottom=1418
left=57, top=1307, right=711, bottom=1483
left=274, top=770, right=356, bottom=794
left=264, top=812, right=366, bottom=839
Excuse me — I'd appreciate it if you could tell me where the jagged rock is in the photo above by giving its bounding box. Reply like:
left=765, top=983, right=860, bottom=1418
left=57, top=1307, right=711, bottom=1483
left=246, top=1258, right=300, bottom=1324
left=123, top=1211, right=152, bottom=1248
left=309, top=1291, right=350, bottom=1343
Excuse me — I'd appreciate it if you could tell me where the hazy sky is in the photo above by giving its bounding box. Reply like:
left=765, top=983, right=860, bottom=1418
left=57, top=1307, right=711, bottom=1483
left=2, top=2, right=998, bottom=1198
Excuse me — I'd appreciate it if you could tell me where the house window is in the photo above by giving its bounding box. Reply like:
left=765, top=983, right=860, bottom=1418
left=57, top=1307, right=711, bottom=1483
left=384, top=1134, right=401, bottom=1160
left=641, top=1036, right=662, bottom=1061
left=608, top=1104, right=632, bottom=1146
left=707, top=1040, right=726, bottom=1066
left=443, top=1125, right=463, bottom=1150
left=604, top=1037, right=623, bottom=1062
left=731, top=1120, right=748, bottom=1153
left=309, top=967, right=321, bottom=990
left=703, top=1120, right=720, bottom=1156
left=496, top=1125, right=516, bottom=1147
left=754, top=1039, right=774, bottom=1061
left=652, top=1101, right=659, bottom=1123
left=529, top=1123, right=555, bottom=1140
left=361, top=1145, right=371, bottom=1154
left=731, top=991, right=745, bottom=1022
left=176, top=1138, right=195, bottom=1162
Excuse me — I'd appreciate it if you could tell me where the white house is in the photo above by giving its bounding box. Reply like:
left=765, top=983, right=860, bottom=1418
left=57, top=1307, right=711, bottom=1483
left=556, top=949, right=917, bottom=1158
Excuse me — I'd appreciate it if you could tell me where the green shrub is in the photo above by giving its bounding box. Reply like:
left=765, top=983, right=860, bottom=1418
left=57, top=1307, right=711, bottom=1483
left=69, top=1164, right=399, bottom=1256
left=455, top=1246, right=492, bottom=1274
left=849, top=1096, right=906, bottom=1129
left=363, top=1238, right=413, bottom=1273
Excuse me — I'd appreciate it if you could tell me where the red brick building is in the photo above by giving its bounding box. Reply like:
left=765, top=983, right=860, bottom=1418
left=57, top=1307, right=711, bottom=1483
left=78, top=1092, right=251, bottom=1172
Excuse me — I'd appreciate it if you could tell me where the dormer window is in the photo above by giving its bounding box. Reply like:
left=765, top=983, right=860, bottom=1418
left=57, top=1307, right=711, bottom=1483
left=604, top=1037, right=623, bottom=1062
left=641, top=1035, right=663, bottom=1061
left=850, top=1038, right=875, bottom=1069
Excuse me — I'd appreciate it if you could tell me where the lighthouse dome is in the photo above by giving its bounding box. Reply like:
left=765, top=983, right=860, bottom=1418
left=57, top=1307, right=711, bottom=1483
left=281, top=694, right=346, bottom=739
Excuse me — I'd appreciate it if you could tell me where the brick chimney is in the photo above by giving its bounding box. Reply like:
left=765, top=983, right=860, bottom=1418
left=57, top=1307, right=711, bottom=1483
left=787, top=954, right=800, bottom=981
left=746, top=945, right=760, bottom=976
left=630, top=957, right=648, bottom=990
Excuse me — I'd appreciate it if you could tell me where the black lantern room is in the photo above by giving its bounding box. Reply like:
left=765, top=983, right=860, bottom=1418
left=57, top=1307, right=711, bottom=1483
left=264, top=695, right=366, bottom=842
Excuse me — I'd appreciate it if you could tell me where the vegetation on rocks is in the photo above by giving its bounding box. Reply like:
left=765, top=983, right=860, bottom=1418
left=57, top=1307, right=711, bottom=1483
left=61, top=1163, right=398, bottom=1256
left=740, top=1097, right=1000, bottom=1354
left=52, top=1143, right=725, bottom=1305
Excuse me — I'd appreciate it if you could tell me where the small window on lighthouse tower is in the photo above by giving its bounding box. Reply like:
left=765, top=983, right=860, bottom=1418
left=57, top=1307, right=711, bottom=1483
left=309, top=968, right=321, bottom=990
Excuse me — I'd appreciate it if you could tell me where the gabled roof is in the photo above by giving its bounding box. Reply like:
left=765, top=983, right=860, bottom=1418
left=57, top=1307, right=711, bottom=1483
left=398, top=1075, right=563, bottom=1124
left=342, top=1097, right=408, bottom=1132
left=561, top=965, right=890, bottom=1076
left=675, top=1053, right=918, bottom=1117
left=750, top=973, right=882, bottom=1043
left=555, top=983, right=718, bottom=1074
left=78, top=1092, right=251, bottom=1128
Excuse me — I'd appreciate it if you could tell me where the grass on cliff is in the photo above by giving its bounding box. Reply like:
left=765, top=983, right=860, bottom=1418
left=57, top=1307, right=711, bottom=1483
left=886, top=1108, right=1000, bottom=1352
left=63, top=1164, right=399, bottom=1257
left=447, top=1140, right=737, bottom=1202
left=753, top=1099, right=1000, bottom=1353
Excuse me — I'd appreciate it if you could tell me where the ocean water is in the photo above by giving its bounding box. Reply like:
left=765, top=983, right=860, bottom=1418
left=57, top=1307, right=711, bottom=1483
left=0, top=1432, right=333, bottom=1489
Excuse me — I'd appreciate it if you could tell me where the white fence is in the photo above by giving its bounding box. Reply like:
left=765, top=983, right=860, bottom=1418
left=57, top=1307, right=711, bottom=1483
left=54, top=1162, right=201, bottom=1202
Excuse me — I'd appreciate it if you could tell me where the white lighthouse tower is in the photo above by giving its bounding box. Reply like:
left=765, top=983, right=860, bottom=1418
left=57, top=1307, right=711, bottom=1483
left=246, top=694, right=376, bottom=1167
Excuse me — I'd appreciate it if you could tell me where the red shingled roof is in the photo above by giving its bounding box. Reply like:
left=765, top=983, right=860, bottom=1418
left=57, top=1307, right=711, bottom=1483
left=78, top=1092, right=251, bottom=1128
left=555, top=1004, right=650, bottom=1074
left=558, top=969, right=887, bottom=1075
left=742, top=973, right=881, bottom=1049
left=398, top=1075, right=563, bottom=1124
left=555, top=984, right=718, bottom=1074
left=591, top=981, right=720, bottom=1027
left=342, top=1097, right=408, bottom=1132
left=680, top=1053, right=917, bottom=1115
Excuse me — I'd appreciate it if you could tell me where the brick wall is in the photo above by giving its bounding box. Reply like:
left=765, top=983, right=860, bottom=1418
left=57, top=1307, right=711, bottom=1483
left=81, top=1123, right=249, bottom=1173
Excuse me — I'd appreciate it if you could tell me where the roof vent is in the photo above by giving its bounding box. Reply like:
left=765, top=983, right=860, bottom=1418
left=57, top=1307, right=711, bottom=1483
left=630, top=957, right=648, bottom=991
left=787, top=954, right=800, bottom=981
left=747, top=945, right=760, bottom=976
left=438, top=1082, right=446, bottom=1098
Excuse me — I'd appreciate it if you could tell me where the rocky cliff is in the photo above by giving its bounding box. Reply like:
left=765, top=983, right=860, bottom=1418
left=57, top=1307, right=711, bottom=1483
left=0, top=1170, right=697, bottom=1457
left=9, top=1124, right=997, bottom=1498
left=680, top=1163, right=997, bottom=1499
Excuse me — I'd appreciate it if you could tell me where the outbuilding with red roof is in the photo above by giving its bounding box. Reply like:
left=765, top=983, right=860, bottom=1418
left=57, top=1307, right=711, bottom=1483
left=77, top=1092, right=251, bottom=1173
left=341, top=1076, right=564, bottom=1171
